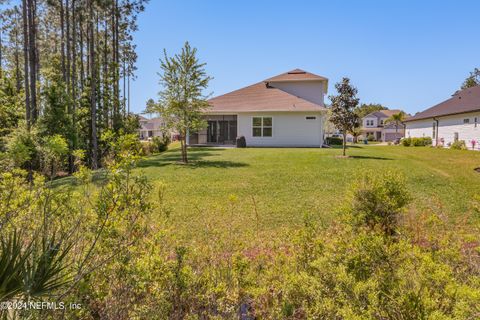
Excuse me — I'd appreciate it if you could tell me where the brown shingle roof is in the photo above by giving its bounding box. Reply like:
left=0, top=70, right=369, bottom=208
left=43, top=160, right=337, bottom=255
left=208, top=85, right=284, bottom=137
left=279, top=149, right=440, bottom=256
left=264, top=68, right=328, bottom=82
left=207, top=82, right=324, bottom=113
left=405, top=85, right=480, bottom=122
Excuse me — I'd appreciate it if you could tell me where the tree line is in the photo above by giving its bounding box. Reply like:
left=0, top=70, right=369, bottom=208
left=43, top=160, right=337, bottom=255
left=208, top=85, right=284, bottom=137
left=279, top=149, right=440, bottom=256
left=0, top=0, right=147, bottom=173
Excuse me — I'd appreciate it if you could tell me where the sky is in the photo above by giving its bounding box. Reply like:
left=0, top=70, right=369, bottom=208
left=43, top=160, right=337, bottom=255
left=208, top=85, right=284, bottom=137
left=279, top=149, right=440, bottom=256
left=131, top=0, right=479, bottom=115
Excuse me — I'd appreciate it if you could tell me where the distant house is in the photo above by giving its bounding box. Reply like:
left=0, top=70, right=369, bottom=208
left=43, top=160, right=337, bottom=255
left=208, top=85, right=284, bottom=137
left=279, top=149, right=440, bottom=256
left=138, top=116, right=168, bottom=140
left=404, top=85, right=480, bottom=149
left=361, top=109, right=406, bottom=142
left=188, top=69, right=328, bottom=147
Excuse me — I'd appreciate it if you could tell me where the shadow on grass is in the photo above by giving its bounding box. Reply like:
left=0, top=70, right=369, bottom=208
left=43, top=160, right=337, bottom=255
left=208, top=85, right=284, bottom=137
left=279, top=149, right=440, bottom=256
left=137, top=147, right=249, bottom=169
left=329, top=145, right=363, bottom=149
left=349, top=155, right=393, bottom=160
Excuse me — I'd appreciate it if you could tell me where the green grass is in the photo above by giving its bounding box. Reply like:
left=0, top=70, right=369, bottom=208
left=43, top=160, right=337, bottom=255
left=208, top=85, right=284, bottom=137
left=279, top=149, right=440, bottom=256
left=128, top=144, right=480, bottom=244
left=58, top=143, right=480, bottom=245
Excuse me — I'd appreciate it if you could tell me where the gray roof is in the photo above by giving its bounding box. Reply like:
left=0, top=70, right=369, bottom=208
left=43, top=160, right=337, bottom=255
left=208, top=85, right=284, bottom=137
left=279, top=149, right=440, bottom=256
left=405, top=85, right=480, bottom=122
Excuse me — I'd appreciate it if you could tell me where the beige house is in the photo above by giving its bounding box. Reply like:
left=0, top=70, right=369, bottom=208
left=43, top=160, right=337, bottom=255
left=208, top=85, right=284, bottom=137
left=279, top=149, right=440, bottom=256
left=361, top=109, right=406, bottom=142
left=138, top=116, right=169, bottom=140
left=188, top=69, right=328, bottom=147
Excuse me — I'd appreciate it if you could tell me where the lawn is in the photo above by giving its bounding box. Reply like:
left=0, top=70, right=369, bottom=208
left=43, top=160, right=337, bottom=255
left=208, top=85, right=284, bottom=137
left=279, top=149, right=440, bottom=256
left=121, top=144, right=480, bottom=246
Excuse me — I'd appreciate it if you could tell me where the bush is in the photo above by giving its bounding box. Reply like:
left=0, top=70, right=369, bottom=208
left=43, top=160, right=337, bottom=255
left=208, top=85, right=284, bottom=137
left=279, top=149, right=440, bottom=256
left=401, top=137, right=432, bottom=147
left=450, top=140, right=467, bottom=150
left=326, top=136, right=343, bottom=145
left=349, top=171, right=411, bottom=236
left=367, top=134, right=375, bottom=141
left=152, top=134, right=171, bottom=153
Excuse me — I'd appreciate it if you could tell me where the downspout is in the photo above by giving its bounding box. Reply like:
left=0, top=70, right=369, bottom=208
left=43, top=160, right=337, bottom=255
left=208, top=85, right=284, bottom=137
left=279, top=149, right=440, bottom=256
left=433, top=117, right=439, bottom=146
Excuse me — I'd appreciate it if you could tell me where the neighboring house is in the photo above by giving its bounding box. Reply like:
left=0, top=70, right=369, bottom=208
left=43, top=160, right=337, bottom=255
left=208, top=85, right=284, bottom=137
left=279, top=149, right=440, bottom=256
left=404, top=85, right=480, bottom=149
left=138, top=116, right=169, bottom=140
left=361, top=109, right=406, bottom=142
left=188, top=69, right=328, bottom=147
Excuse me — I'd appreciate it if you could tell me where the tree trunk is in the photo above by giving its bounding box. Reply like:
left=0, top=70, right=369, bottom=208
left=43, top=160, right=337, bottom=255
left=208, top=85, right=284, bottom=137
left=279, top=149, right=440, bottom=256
left=342, top=132, right=347, bottom=156
left=27, top=0, right=37, bottom=123
left=182, top=133, right=188, bottom=163
left=22, top=0, right=31, bottom=128
left=0, top=26, right=3, bottom=79
left=66, top=0, right=71, bottom=100
left=88, top=0, right=98, bottom=169
left=14, top=8, right=21, bottom=92
left=60, top=0, right=66, bottom=81
left=79, top=12, right=84, bottom=90
left=127, top=71, right=130, bottom=114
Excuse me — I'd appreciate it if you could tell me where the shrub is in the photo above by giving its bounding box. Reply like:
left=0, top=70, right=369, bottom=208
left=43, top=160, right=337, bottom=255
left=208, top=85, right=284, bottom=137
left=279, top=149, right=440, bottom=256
left=450, top=140, right=467, bottom=150
left=401, top=137, right=432, bottom=147
left=152, top=134, right=170, bottom=153
left=367, top=134, right=375, bottom=141
left=401, top=137, right=411, bottom=146
left=326, top=136, right=343, bottom=145
left=348, top=171, right=411, bottom=236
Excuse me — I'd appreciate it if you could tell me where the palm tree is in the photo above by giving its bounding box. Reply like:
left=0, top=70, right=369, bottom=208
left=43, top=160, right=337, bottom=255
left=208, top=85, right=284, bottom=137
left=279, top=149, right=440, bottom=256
left=386, top=111, right=407, bottom=134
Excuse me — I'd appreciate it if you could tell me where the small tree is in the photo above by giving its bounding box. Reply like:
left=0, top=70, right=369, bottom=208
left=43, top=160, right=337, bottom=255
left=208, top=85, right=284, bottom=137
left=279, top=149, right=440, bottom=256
left=329, top=78, right=360, bottom=156
left=156, top=42, right=212, bottom=163
left=386, top=111, right=407, bottom=134
left=461, top=68, right=480, bottom=89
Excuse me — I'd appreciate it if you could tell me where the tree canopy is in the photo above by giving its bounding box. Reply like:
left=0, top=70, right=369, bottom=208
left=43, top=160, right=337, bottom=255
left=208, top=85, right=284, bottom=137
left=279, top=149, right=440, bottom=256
left=329, top=77, right=360, bottom=156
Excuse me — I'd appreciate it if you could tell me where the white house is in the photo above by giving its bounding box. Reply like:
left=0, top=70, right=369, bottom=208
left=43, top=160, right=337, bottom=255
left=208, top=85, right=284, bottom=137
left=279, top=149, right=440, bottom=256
left=139, top=116, right=170, bottom=140
left=188, top=69, right=328, bottom=147
left=404, top=85, right=480, bottom=149
left=361, top=109, right=406, bottom=142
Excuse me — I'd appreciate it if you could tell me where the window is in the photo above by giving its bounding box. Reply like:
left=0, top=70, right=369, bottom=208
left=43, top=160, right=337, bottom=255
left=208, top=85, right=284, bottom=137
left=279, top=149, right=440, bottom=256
left=432, top=122, right=436, bottom=139
left=365, top=119, right=374, bottom=127
left=454, top=132, right=459, bottom=142
left=252, top=117, right=272, bottom=137
left=464, top=118, right=470, bottom=124
left=306, top=116, right=316, bottom=120
left=380, top=119, right=384, bottom=125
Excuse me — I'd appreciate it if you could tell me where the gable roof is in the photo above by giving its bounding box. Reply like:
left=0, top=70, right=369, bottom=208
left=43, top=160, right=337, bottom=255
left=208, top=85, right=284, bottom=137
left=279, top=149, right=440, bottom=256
left=264, top=69, right=328, bottom=82
left=405, top=85, right=480, bottom=122
left=207, top=69, right=328, bottom=113
left=208, top=82, right=325, bottom=113
left=364, top=109, right=403, bottom=119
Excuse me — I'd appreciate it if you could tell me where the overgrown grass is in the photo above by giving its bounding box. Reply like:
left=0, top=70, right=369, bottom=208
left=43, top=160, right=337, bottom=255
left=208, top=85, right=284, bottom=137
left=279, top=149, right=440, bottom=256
left=100, top=143, right=480, bottom=246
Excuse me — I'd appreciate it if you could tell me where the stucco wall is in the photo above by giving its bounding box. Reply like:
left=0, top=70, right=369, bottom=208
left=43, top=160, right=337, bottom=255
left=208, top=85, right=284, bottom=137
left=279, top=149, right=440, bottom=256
left=363, top=116, right=379, bottom=128
left=406, top=111, right=480, bottom=149
left=237, top=112, right=324, bottom=147
left=405, top=119, right=434, bottom=141
left=269, top=81, right=325, bottom=106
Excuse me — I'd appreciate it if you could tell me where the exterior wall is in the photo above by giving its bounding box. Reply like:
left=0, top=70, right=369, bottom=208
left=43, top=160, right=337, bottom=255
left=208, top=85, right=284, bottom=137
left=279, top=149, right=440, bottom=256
left=269, top=81, right=325, bottom=106
left=237, top=112, right=324, bottom=147
left=405, top=119, right=435, bottom=141
left=363, top=116, right=379, bottom=128
left=406, top=111, right=480, bottom=149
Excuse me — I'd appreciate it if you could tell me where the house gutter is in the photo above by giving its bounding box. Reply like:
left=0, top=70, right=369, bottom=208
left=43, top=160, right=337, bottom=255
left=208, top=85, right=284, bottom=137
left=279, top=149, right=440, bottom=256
left=433, top=117, right=439, bottom=146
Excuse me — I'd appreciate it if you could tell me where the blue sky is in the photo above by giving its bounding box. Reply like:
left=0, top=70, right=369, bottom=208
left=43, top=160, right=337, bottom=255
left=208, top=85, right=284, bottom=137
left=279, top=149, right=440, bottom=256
left=132, top=0, right=479, bottom=115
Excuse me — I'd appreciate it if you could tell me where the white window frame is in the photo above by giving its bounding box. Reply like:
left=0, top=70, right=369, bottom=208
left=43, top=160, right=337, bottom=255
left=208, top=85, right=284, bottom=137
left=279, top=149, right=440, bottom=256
left=252, top=116, right=273, bottom=138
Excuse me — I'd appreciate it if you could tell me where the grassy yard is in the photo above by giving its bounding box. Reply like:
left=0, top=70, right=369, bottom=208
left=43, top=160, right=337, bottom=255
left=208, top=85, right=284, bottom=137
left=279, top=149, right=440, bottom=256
left=114, top=143, right=480, bottom=246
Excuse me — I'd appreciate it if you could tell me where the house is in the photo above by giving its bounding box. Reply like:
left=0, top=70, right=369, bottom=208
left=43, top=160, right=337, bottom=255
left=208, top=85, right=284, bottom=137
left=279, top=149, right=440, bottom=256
left=404, top=85, right=480, bottom=149
left=361, top=109, right=406, bottom=142
left=138, top=116, right=168, bottom=140
left=188, top=69, right=328, bottom=147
